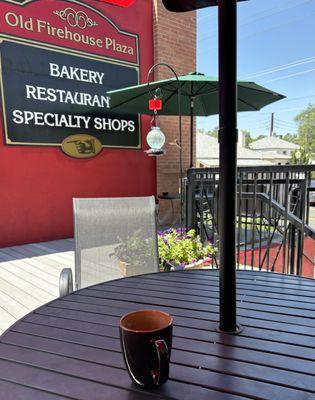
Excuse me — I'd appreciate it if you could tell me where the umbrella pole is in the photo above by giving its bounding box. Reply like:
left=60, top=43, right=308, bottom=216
left=218, top=0, right=239, bottom=333
left=189, top=97, right=194, bottom=168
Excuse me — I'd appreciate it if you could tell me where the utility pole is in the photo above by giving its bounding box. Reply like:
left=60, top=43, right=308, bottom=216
left=269, top=112, right=274, bottom=137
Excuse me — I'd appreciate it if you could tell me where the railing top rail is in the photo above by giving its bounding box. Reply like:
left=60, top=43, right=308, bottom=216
left=187, top=165, right=315, bottom=176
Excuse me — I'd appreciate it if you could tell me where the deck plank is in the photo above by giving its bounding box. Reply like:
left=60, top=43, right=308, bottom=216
left=0, top=289, right=30, bottom=318
left=0, top=267, right=55, bottom=301
left=0, top=239, right=74, bottom=333
left=0, top=261, right=60, bottom=292
left=0, top=307, right=17, bottom=329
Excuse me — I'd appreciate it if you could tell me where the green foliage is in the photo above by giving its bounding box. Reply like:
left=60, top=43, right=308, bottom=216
left=243, top=130, right=253, bottom=148
left=294, top=104, right=315, bottom=155
left=282, top=133, right=299, bottom=144
left=252, top=134, right=267, bottom=142
left=158, top=228, right=217, bottom=269
left=206, top=127, right=219, bottom=138
left=290, top=148, right=311, bottom=165
left=114, top=229, right=154, bottom=268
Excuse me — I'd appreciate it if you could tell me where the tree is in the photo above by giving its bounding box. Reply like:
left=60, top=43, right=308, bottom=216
left=253, top=134, right=267, bottom=142
left=294, top=104, right=315, bottom=155
left=197, top=127, right=219, bottom=138
left=282, top=133, right=298, bottom=144
left=243, top=130, right=253, bottom=148
left=290, top=148, right=311, bottom=165
left=207, top=127, right=219, bottom=138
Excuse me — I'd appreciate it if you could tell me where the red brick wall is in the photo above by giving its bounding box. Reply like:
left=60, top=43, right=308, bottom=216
left=153, top=1, right=196, bottom=222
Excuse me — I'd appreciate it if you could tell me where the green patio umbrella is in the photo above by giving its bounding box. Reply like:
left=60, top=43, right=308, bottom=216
left=107, top=72, right=285, bottom=167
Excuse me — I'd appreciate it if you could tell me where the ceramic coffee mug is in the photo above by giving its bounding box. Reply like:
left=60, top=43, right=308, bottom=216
left=119, top=309, right=173, bottom=387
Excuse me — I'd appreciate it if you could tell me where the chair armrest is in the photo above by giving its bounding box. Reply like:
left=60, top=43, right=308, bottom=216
left=59, top=268, right=74, bottom=297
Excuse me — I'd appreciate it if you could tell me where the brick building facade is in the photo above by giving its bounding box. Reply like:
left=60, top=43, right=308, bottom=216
left=0, top=0, right=195, bottom=246
left=153, top=1, right=196, bottom=220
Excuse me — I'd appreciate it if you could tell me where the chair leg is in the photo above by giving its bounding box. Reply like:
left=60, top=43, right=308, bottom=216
left=59, top=268, right=74, bottom=297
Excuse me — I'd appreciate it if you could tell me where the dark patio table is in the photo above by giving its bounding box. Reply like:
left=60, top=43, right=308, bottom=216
left=0, top=269, right=314, bottom=400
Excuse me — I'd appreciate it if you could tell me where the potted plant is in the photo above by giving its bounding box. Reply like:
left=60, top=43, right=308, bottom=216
left=158, top=228, right=217, bottom=271
left=114, top=229, right=155, bottom=276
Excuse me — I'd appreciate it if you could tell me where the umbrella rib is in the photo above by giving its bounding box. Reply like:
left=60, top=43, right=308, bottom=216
left=194, top=82, right=217, bottom=97
left=166, top=81, right=192, bottom=96
left=238, top=84, right=285, bottom=98
left=193, top=82, right=284, bottom=100
left=237, top=97, right=259, bottom=111
left=109, top=81, right=180, bottom=110
left=199, top=96, right=209, bottom=116
left=162, top=81, right=187, bottom=107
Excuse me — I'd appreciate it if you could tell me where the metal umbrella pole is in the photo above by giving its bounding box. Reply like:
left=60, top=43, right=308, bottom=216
left=218, top=0, right=240, bottom=333
left=189, top=95, right=194, bottom=169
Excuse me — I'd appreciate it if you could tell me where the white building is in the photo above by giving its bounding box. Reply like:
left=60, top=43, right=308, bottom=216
left=197, top=132, right=274, bottom=167
left=249, top=136, right=299, bottom=164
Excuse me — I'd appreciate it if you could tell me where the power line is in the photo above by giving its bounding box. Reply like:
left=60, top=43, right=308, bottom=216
left=275, top=118, right=297, bottom=127
left=247, top=106, right=307, bottom=115
left=274, top=122, right=297, bottom=128
left=235, top=0, right=313, bottom=29
left=279, top=94, right=315, bottom=103
left=262, top=67, right=315, bottom=83
left=239, top=11, right=315, bottom=44
left=237, top=101, right=315, bottom=121
left=198, top=11, right=315, bottom=53
left=275, top=116, right=297, bottom=124
left=198, top=0, right=312, bottom=42
left=242, top=57, right=315, bottom=79
left=274, top=122, right=297, bottom=127
left=274, top=126, right=298, bottom=133
left=274, top=125, right=297, bottom=132
left=274, top=123, right=297, bottom=131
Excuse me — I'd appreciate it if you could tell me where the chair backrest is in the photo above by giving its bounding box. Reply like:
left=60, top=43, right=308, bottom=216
left=73, top=196, right=159, bottom=289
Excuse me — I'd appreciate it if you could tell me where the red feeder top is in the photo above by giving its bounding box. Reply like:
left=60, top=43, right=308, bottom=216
left=149, top=98, right=163, bottom=111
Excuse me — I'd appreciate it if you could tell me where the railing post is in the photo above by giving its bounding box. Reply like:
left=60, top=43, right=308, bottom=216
left=186, top=168, right=196, bottom=231
left=296, top=179, right=307, bottom=276
left=282, top=172, right=289, bottom=274
left=200, top=176, right=205, bottom=243
left=218, top=0, right=238, bottom=333
left=305, top=171, right=311, bottom=226
left=289, top=187, right=299, bottom=274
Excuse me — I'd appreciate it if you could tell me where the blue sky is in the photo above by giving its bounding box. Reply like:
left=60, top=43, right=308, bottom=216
left=197, top=0, right=315, bottom=138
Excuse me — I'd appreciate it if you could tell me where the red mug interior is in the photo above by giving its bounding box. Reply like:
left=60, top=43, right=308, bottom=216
left=120, top=310, right=173, bottom=333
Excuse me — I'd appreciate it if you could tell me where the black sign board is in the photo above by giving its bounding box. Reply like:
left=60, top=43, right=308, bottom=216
left=0, top=40, right=140, bottom=148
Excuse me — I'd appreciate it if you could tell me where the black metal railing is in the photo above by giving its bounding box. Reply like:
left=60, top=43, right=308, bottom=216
left=185, top=165, right=315, bottom=277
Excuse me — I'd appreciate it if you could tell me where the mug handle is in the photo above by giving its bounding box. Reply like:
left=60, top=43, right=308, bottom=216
left=152, top=339, right=169, bottom=386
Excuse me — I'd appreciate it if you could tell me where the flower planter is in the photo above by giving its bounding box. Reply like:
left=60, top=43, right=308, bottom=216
left=118, top=260, right=137, bottom=277
left=158, top=228, right=217, bottom=271
left=166, top=257, right=214, bottom=271
left=184, top=259, right=204, bottom=270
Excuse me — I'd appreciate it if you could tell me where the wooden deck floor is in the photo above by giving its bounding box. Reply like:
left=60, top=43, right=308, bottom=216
left=0, top=239, right=74, bottom=334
